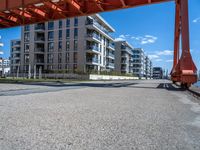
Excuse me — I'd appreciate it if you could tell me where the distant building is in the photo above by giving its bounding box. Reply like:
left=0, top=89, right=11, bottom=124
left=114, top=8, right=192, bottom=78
left=132, top=48, right=145, bottom=78
left=145, top=56, right=152, bottom=79
left=10, top=14, right=115, bottom=75
left=0, top=58, right=10, bottom=76
left=114, top=41, right=133, bottom=74
left=153, top=67, right=163, bottom=79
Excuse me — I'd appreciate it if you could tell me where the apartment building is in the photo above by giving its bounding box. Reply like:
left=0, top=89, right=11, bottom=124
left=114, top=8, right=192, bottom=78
left=10, top=39, right=21, bottom=74
left=114, top=41, right=133, bottom=74
left=145, top=56, right=152, bottom=79
left=11, top=14, right=115, bottom=75
left=153, top=67, right=163, bottom=79
left=132, top=48, right=145, bottom=77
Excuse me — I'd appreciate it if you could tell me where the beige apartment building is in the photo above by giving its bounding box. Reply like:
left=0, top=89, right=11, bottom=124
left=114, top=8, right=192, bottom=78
left=11, top=14, right=115, bottom=75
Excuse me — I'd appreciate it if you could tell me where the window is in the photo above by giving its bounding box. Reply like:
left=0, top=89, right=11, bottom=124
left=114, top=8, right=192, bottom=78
left=59, top=20, right=62, bottom=28
left=74, top=28, right=78, bottom=39
left=74, top=40, right=78, bottom=51
left=58, top=64, right=62, bottom=70
left=73, top=64, right=77, bottom=72
left=74, top=17, right=78, bottom=26
left=24, top=25, right=30, bottom=31
left=48, top=42, right=54, bottom=52
left=47, top=65, right=53, bottom=70
left=66, top=19, right=70, bottom=27
left=66, top=29, right=70, bottom=39
left=59, top=30, right=62, bottom=40
left=74, top=52, right=77, bottom=63
left=66, top=41, right=70, bottom=51
left=58, top=41, right=62, bottom=51
left=66, top=53, right=69, bottom=63
left=47, top=54, right=53, bottom=63
left=65, top=64, right=69, bottom=70
left=48, top=31, right=54, bottom=41
left=48, top=22, right=54, bottom=30
left=24, top=54, right=30, bottom=64
left=58, top=53, right=62, bottom=63
left=24, top=44, right=30, bottom=52
left=24, top=32, right=30, bottom=42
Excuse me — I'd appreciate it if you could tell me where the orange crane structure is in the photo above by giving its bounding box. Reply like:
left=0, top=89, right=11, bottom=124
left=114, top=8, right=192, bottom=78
left=0, top=0, right=197, bottom=87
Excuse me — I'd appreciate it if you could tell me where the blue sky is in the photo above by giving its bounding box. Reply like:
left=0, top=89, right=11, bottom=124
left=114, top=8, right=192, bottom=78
left=0, top=0, right=200, bottom=72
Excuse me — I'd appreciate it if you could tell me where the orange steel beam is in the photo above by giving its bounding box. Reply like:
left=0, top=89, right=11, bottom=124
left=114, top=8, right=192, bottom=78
left=0, top=0, right=172, bottom=28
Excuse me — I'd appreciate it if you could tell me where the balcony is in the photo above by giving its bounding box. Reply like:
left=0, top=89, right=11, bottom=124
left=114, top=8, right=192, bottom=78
left=121, top=53, right=129, bottom=58
left=86, top=45, right=101, bottom=54
left=35, top=59, right=44, bottom=64
left=121, top=60, right=129, bottom=64
left=87, top=33, right=101, bottom=42
left=107, top=53, right=115, bottom=59
left=86, top=20, right=114, bottom=40
left=107, top=43, right=115, bottom=50
left=86, top=58, right=100, bottom=65
left=106, top=63, right=114, bottom=68
left=35, top=37, right=45, bottom=42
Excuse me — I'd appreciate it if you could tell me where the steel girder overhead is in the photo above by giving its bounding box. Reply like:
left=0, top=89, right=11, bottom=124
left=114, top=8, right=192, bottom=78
left=0, top=0, right=172, bottom=28
left=0, top=0, right=197, bottom=87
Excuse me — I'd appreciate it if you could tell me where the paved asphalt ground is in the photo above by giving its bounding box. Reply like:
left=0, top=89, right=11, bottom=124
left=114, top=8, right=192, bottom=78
left=0, top=79, right=200, bottom=150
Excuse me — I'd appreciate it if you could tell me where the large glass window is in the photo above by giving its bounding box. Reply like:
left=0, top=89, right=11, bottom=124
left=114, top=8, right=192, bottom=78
left=24, top=25, right=30, bottom=31
left=74, top=28, right=78, bottom=39
left=59, top=20, right=62, bottom=28
left=24, top=54, right=30, bottom=63
left=24, top=44, right=30, bottom=52
left=66, top=19, right=70, bottom=27
left=48, top=42, right=54, bottom=52
left=58, top=41, right=62, bottom=51
left=66, top=41, right=70, bottom=51
left=47, top=54, right=53, bottom=63
left=66, top=29, right=70, bottom=39
left=66, top=53, right=69, bottom=63
left=24, top=33, right=30, bottom=42
left=58, top=53, right=62, bottom=63
left=74, top=17, right=78, bottom=26
left=74, top=40, right=78, bottom=51
left=74, top=52, right=77, bottom=63
left=59, top=30, right=62, bottom=40
left=48, top=31, right=54, bottom=41
left=48, top=22, right=54, bottom=30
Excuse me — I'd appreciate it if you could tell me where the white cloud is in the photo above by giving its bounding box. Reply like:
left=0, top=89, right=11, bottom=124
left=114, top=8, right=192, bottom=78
left=115, top=34, right=157, bottom=45
left=193, top=17, right=200, bottom=23
left=0, top=51, right=3, bottom=55
left=139, top=35, right=158, bottom=45
left=157, top=50, right=173, bottom=56
left=148, top=55, right=159, bottom=59
left=166, top=60, right=173, bottom=62
left=115, top=37, right=125, bottom=41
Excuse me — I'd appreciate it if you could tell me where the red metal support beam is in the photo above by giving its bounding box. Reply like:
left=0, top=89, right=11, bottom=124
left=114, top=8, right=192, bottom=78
left=171, top=0, right=197, bottom=87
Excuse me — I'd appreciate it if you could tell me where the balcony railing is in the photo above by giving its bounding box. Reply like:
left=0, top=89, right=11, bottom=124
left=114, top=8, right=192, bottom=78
left=87, top=46, right=101, bottom=52
left=87, top=33, right=101, bottom=41
left=35, top=59, right=44, bottom=63
left=107, top=63, right=114, bottom=67
left=35, top=37, right=45, bottom=41
left=108, top=43, right=115, bottom=49
left=87, top=58, right=99, bottom=64
left=107, top=53, right=114, bottom=58
left=35, top=48, right=45, bottom=53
